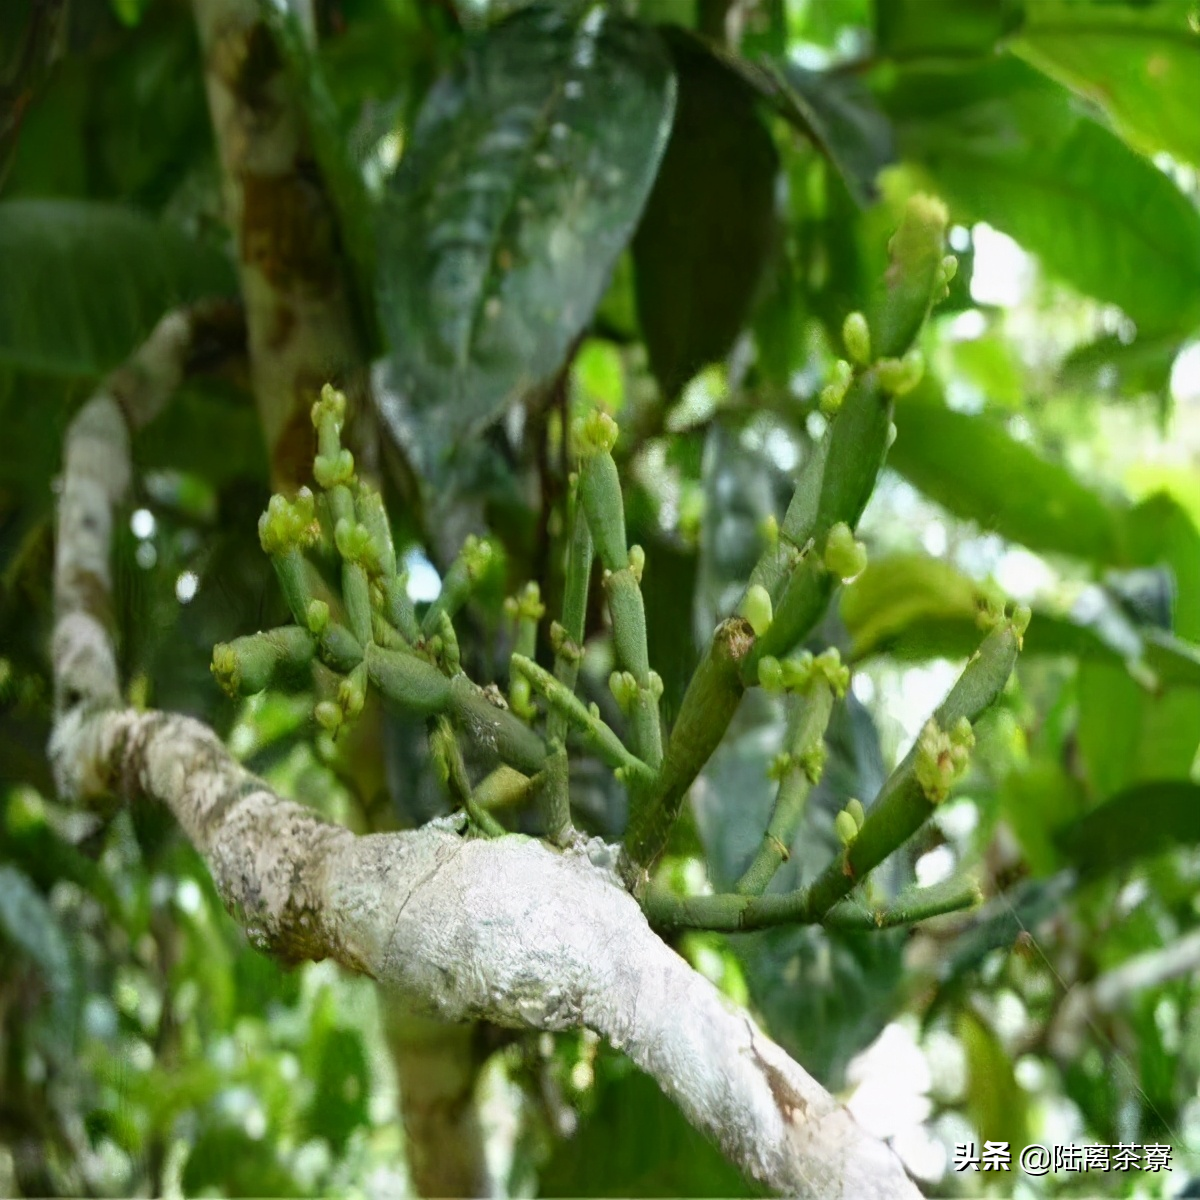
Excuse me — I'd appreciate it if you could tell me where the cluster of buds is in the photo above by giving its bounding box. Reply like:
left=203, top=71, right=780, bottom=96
left=914, top=715, right=976, bottom=804
left=757, top=647, right=850, bottom=697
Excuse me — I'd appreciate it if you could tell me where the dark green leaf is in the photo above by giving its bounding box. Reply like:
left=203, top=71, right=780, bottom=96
left=0, top=864, right=75, bottom=1023
left=633, top=31, right=777, bottom=399
left=1013, top=0, right=1200, bottom=165
left=889, top=59, right=1200, bottom=332
left=1055, top=781, right=1200, bottom=875
left=753, top=62, right=894, bottom=205
left=876, top=0, right=1024, bottom=59
left=890, top=391, right=1126, bottom=563
left=1059, top=333, right=1181, bottom=403
left=0, top=200, right=235, bottom=376
left=540, top=1055, right=761, bottom=1197
left=378, top=4, right=675, bottom=466
left=959, top=1007, right=1030, bottom=1152
left=306, top=1027, right=370, bottom=1153
left=182, top=1125, right=300, bottom=1197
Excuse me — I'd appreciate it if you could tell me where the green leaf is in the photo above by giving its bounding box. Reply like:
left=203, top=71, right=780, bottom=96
left=840, top=553, right=1200, bottom=689
left=306, top=1026, right=370, bottom=1153
left=999, top=761, right=1086, bottom=877
left=959, top=1007, right=1029, bottom=1153
left=840, top=552, right=984, bottom=659
left=1055, top=781, right=1200, bottom=875
left=378, top=4, right=675, bottom=465
left=889, top=391, right=1126, bottom=563
left=182, top=1125, right=299, bottom=1197
left=889, top=59, right=1200, bottom=332
left=876, top=0, right=1023, bottom=59
left=1013, top=0, right=1200, bottom=165
left=0, top=864, right=75, bottom=1023
left=540, top=1054, right=761, bottom=1196
left=0, top=199, right=235, bottom=376
left=1078, top=661, right=1200, bottom=797
left=1058, top=332, right=1182, bottom=404
left=633, top=30, right=778, bottom=399
left=753, top=62, right=895, bottom=206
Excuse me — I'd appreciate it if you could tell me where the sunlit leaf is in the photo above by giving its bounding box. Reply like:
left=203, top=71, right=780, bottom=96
left=888, top=59, right=1200, bottom=333
left=1014, top=0, right=1200, bottom=165
left=890, top=389, right=1126, bottom=563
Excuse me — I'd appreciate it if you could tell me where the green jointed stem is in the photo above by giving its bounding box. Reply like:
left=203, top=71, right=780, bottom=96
left=270, top=547, right=316, bottom=629
left=319, top=622, right=363, bottom=674
left=211, top=626, right=316, bottom=697
left=421, top=536, right=492, bottom=637
left=473, top=765, right=534, bottom=811
left=365, top=643, right=451, bottom=715
left=383, top=575, right=421, bottom=644
left=644, top=870, right=981, bottom=934
left=536, top=742, right=574, bottom=846
left=578, top=444, right=627, bottom=572
left=868, top=194, right=950, bottom=359
left=506, top=583, right=544, bottom=719
left=624, top=617, right=755, bottom=867
left=735, top=679, right=836, bottom=895
left=548, top=485, right=594, bottom=746
left=576, top=419, right=663, bottom=773
left=432, top=716, right=504, bottom=837
left=800, top=620, right=1021, bottom=920
left=511, top=654, right=651, bottom=783
left=341, top=561, right=373, bottom=647
left=447, top=673, right=546, bottom=775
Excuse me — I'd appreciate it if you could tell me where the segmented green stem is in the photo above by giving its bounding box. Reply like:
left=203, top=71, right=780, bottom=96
left=735, top=679, right=836, bottom=895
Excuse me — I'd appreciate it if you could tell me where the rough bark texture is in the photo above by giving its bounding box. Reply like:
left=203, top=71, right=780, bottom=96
left=191, top=0, right=367, bottom=483
left=49, top=321, right=923, bottom=1199
left=384, top=1009, right=491, bottom=1198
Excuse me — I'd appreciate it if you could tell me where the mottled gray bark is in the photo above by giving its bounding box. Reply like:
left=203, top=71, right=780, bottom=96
left=48, top=316, right=922, bottom=1199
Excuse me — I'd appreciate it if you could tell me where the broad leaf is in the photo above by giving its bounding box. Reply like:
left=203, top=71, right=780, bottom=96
left=890, top=391, right=1126, bottom=563
left=378, top=4, right=675, bottom=466
left=633, top=31, right=778, bottom=400
left=1014, top=1, right=1200, bottom=166
left=959, top=1007, right=1030, bottom=1153
left=540, top=1054, right=760, bottom=1197
left=0, top=865, right=75, bottom=1024
left=876, top=0, right=1023, bottom=59
left=840, top=552, right=1200, bottom=687
left=1055, top=781, right=1200, bottom=875
left=0, top=199, right=235, bottom=376
left=888, top=59, right=1200, bottom=333
left=753, top=62, right=895, bottom=206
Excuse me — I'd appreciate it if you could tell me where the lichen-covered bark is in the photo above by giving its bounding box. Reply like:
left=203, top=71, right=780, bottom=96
left=191, top=0, right=367, bottom=483
left=49, top=323, right=922, bottom=1199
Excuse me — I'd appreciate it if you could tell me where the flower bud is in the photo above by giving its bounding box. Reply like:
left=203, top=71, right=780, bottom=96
left=740, top=584, right=774, bottom=637
left=823, top=522, right=868, bottom=582
left=842, top=311, right=872, bottom=366
left=835, top=810, right=859, bottom=846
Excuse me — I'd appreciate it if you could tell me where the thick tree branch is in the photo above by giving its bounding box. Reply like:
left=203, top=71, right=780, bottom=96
left=49, top=323, right=922, bottom=1199
left=192, top=0, right=368, bottom=483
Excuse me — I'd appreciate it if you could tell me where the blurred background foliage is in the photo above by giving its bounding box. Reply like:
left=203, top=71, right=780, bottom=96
left=3, top=0, right=1200, bottom=1195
